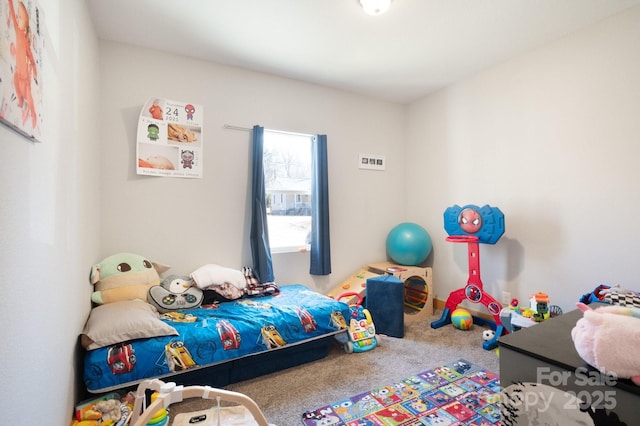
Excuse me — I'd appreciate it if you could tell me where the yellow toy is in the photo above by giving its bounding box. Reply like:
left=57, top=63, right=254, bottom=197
left=520, top=308, right=534, bottom=318
left=508, top=298, right=535, bottom=318
left=80, top=409, right=101, bottom=421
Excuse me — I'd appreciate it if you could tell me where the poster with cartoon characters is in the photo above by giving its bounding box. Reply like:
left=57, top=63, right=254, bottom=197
left=136, top=97, right=203, bottom=178
left=0, top=0, right=45, bottom=142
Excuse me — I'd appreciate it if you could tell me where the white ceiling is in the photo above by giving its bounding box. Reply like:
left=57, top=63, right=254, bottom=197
left=86, top=0, right=640, bottom=104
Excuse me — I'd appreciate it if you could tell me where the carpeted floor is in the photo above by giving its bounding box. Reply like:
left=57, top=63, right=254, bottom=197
left=164, top=310, right=500, bottom=425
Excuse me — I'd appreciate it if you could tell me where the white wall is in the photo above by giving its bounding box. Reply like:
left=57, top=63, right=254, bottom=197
left=1, top=4, right=633, bottom=422
left=0, top=0, right=100, bottom=424
left=406, top=7, right=640, bottom=312
left=98, top=41, right=406, bottom=293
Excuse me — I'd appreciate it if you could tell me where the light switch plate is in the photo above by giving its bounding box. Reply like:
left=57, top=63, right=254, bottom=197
left=358, top=153, right=386, bottom=171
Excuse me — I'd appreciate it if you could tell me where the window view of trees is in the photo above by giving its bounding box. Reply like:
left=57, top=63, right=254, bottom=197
left=263, top=131, right=313, bottom=251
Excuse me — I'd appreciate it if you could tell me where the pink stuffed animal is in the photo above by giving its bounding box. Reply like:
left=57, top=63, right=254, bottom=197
left=571, top=302, right=640, bottom=385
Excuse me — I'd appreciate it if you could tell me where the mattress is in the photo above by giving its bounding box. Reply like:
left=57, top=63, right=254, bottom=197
left=83, top=284, right=349, bottom=393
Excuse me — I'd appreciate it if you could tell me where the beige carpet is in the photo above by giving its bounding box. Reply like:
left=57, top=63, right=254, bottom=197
left=163, top=310, right=499, bottom=425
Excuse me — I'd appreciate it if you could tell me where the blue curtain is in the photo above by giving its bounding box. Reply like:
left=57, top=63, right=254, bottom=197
left=310, top=134, right=332, bottom=275
left=250, top=125, right=274, bottom=283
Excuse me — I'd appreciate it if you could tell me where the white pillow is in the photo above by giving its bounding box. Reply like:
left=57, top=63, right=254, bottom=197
left=81, top=300, right=178, bottom=350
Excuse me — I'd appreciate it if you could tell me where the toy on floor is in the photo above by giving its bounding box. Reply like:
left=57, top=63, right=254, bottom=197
left=482, top=329, right=496, bottom=341
left=509, top=297, right=534, bottom=318
left=451, top=308, right=473, bottom=330
left=72, top=392, right=131, bottom=426
left=145, top=391, right=169, bottom=425
left=572, top=302, right=640, bottom=386
left=129, top=379, right=271, bottom=426
left=530, top=292, right=550, bottom=322
left=501, top=295, right=564, bottom=333
left=336, top=292, right=379, bottom=353
left=431, top=204, right=505, bottom=350
left=328, top=262, right=434, bottom=323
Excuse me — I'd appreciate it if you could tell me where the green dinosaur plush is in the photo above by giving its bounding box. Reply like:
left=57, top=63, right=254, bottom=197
left=90, top=252, right=170, bottom=304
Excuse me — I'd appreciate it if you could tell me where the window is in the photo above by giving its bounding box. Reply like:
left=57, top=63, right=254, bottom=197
left=263, top=130, right=313, bottom=253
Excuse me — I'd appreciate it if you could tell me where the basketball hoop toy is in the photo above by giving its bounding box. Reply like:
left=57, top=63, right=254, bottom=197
left=431, top=204, right=506, bottom=350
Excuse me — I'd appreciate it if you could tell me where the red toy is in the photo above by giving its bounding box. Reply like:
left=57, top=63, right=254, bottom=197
left=432, top=204, right=506, bottom=350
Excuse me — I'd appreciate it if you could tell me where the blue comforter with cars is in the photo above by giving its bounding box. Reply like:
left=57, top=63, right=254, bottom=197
left=83, top=285, right=349, bottom=393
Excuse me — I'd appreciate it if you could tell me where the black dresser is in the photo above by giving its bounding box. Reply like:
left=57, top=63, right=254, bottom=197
left=498, top=304, right=639, bottom=424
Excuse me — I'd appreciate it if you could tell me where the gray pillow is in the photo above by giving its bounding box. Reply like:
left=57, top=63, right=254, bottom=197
left=81, top=300, right=178, bottom=350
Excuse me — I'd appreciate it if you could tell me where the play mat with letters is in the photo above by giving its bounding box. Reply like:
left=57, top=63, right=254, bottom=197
left=301, top=359, right=500, bottom=425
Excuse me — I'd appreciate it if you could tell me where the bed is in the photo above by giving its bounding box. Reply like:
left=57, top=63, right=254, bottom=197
left=82, top=284, right=350, bottom=394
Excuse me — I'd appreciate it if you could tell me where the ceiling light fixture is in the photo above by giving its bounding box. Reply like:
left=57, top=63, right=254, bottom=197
left=360, top=0, right=391, bottom=16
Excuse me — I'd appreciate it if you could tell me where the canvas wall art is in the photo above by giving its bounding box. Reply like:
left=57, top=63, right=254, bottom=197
left=0, top=0, right=44, bottom=142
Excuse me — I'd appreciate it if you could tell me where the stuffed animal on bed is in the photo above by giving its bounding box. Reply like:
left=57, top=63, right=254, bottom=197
left=571, top=302, right=640, bottom=385
left=148, top=275, right=204, bottom=313
left=90, top=252, right=170, bottom=304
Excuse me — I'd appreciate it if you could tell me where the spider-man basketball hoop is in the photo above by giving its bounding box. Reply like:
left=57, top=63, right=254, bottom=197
left=431, top=204, right=505, bottom=350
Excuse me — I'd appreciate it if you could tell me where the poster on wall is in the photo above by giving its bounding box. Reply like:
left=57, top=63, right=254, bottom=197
left=0, top=0, right=45, bottom=142
left=136, top=97, right=203, bottom=178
